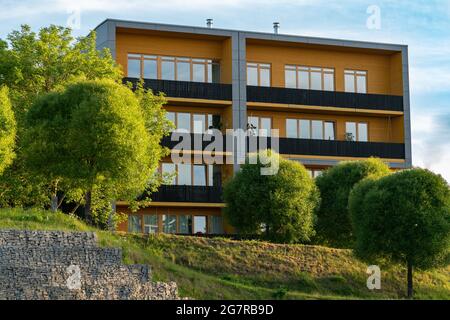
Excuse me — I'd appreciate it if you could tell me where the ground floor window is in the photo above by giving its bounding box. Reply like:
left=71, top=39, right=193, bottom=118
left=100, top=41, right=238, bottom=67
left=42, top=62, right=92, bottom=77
left=127, top=213, right=223, bottom=235
left=193, top=216, right=207, bottom=234
left=162, top=215, right=177, bottom=233
left=144, top=214, right=158, bottom=234
left=128, top=215, right=142, bottom=233
left=209, top=216, right=224, bottom=234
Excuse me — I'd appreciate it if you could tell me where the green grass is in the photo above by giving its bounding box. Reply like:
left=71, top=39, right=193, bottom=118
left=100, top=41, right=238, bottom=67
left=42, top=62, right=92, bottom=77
left=1, top=208, right=449, bottom=300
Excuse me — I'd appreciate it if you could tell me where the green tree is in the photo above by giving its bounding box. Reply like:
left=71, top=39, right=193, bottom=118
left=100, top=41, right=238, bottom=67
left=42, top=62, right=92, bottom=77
left=223, top=150, right=320, bottom=243
left=0, top=86, right=16, bottom=175
left=24, top=79, right=170, bottom=225
left=349, top=168, right=450, bottom=298
left=0, top=24, right=122, bottom=208
left=314, top=158, right=391, bottom=247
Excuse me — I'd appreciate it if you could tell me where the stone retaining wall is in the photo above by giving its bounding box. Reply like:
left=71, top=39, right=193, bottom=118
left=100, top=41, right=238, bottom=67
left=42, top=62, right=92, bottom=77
left=0, top=230, right=180, bottom=300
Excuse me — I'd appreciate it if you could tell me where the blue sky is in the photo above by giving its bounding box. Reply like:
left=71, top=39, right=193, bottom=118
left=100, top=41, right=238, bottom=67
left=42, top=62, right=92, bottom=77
left=1, top=0, right=449, bottom=181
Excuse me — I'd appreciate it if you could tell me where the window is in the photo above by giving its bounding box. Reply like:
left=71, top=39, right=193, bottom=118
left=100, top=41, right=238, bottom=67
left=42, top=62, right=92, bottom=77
left=194, top=216, right=207, bottom=234
left=324, top=122, right=335, bottom=140
left=287, top=119, right=335, bottom=140
left=193, top=165, right=207, bottom=186
left=311, top=120, right=323, bottom=139
left=247, top=62, right=271, bottom=87
left=128, top=215, right=142, bottom=233
left=143, top=55, right=157, bottom=79
left=193, top=114, right=207, bottom=134
left=161, top=163, right=216, bottom=186
left=286, top=119, right=298, bottom=138
left=167, top=112, right=219, bottom=133
left=127, top=54, right=219, bottom=82
left=345, top=70, right=367, bottom=93
left=162, top=215, right=177, bottom=233
left=179, top=215, right=192, bottom=234
left=307, top=169, right=323, bottom=179
left=177, top=113, right=191, bottom=132
left=162, top=163, right=176, bottom=185
left=161, top=57, right=175, bottom=80
left=285, top=65, right=334, bottom=91
left=299, top=120, right=311, bottom=139
left=345, top=122, right=368, bottom=141
left=208, top=216, right=224, bottom=234
left=127, top=55, right=141, bottom=78
left=143, top=215, right=158, bottom=234
left=176, top=58, right=190, bottom=81
left=247, top=116, right=272, bottom=136
left=358, top=123, right=368, bottom=142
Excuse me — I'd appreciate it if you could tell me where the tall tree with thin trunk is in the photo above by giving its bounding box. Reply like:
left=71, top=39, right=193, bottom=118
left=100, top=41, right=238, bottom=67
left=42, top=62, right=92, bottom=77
left=349, top=169, right=450, bottom=298
left=0, top=86, right=16, bottom=175
left=0, top=24, right=122, bottom=208
left=24, top=79, right=170, bottom=224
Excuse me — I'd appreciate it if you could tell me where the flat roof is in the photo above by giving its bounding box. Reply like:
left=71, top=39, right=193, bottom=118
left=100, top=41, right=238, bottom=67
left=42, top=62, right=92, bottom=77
left=94, top=18, right=407, bottom=52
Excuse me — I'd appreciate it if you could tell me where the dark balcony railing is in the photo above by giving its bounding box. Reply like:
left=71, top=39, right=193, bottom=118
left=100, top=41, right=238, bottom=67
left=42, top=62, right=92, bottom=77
left=262, top=137, right=405, bottom=159
left=247, top=86, right=404, bottom=112
left=147, top=185, right=223, bottom=203
left=124, top=77, right=232, bottom=101
left=161, top=133, right=227, bottom=151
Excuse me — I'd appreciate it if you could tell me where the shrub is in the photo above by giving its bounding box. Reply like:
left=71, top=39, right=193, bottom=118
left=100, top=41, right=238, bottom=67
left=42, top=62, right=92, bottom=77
left=223, top=150, right=320, bottom=243
left=315, top=158, right=391, bottom=247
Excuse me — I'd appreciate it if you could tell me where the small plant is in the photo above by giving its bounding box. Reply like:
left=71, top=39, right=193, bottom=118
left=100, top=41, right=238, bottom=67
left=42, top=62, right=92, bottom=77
left=272, top=286, right=288, bottom=299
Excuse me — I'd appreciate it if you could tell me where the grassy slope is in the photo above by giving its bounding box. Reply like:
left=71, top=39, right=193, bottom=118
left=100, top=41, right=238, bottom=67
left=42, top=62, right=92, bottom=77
left=0, top=208, right=449, bottom=300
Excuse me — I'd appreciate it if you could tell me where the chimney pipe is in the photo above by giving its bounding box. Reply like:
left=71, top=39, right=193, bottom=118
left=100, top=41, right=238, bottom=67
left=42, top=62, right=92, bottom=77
left=273, top=22, right=280, bottom=34
left=206, top=19, right=213, bottom=28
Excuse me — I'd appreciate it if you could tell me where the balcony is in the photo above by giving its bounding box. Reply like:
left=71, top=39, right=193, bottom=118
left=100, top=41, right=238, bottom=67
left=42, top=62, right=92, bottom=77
left=161, top=133, right=227, bottom=151
left=264, top=138, right=405, bottom=159
left=148, top=185, right=223, bottom=203
left=247, top=86, right=404, bottom=112
left=124, top=77, right=232, bottom=101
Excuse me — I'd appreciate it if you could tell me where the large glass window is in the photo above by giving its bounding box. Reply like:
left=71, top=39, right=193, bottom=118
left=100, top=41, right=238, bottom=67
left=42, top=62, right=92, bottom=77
left=193, top=61, right=206, bottom=82
left=178, top=164, right=191, bottom=185
left=311, top=120, right=324, bottom=139
left=161, top=57, right=175, bottom=80
left=194, top=216, right=207, bottom=234
left=193, top=114, right=206, bottom=134
left=299, top=120, right=311, bottom=139
left=247, top=62, right=271, bottom=87
left=162, top=215, right=177, bottom=233
left=345, top=122, right=357, bottom=141
left=208, top=216, right=224, bottom=234
left=286, top=119, right=298, bottom=138
left=176, top=58, right=191, bottom=81
left=127, top=55, right=141, bottom=78
left=128, top=215, right=142, bottom=233
left=285, top=65, right=334, bottom=91
left=193, top=165, right=207, bottom=186
left=289, top=119, right=335, bottom=140
left=324, top=122, right=335, bottom=140
left=247, top=116, right=271, bottom=136
left=162, top=163, right=176, bottom=185
left=179, top=215, right=192, bottom=234
left=143, top=56, right=157, bottom=79
left=358, top=123, right=368, bottom=142
left=143, top=215, right=158, bottom=234
left=128, top=54, right=219, bottom=83
left=177, top=113, right=191, bottom=132
left=345, top=70, right=367, bottom=93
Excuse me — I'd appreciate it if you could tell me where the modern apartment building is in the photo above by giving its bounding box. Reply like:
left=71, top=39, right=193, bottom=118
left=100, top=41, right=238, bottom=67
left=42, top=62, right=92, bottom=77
left=94, top=19, right=411, bottom=236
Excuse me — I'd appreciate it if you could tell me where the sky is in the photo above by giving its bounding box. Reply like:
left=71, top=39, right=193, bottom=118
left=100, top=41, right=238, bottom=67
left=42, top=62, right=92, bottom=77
left=0, top=0, right=449, bottom=181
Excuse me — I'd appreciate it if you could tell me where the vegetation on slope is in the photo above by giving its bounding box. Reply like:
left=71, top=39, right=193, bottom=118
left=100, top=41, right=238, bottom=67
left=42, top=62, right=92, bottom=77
left=0, top=208, right=449, bottom=300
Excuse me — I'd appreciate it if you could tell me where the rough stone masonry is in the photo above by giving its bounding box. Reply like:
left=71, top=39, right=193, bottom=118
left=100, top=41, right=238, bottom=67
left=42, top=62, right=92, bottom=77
left=0, top=230, right=180, bottom=300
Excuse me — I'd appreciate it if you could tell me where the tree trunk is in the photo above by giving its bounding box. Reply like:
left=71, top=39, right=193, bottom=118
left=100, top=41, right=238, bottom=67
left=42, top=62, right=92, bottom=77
left=84, top=190, right=92, bottom=224
left=50, top=194, right=58, bottom=212
left=107, top=200, right=116, bottom=231
left=407, top=259, right=413, bottom=299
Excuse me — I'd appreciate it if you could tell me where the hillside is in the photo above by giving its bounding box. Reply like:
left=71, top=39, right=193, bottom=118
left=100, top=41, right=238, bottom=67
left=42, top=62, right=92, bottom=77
left=0, top=208, right=449, bottom=300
